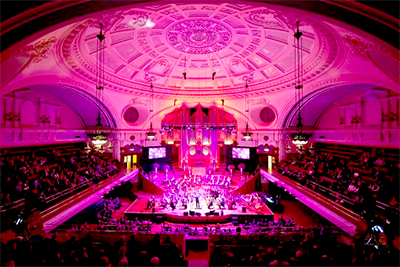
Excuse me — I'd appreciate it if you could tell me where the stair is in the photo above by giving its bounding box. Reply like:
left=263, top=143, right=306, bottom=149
left=214, top=164, right=227, bottom=175
left=171, top=161, right=183, bottom=177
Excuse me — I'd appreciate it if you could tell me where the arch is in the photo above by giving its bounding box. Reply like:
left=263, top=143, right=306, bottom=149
left=281, top=83, right=395, bottom=129
left=20, top=99, right=37, bottom=126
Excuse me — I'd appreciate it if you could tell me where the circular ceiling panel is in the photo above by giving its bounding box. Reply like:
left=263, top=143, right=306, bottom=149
left=166, top=19, right=232, bottom=54
left=58, top=2, right=337, bottom=99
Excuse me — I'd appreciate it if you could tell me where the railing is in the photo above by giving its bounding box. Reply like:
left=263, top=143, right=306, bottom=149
left=268, top=170, right=363, bottom=223
left=1, top=169, right=118, bottom=213
left=375, top=200, right=400, bottom=215
left=44, top=178, right=94, bottom=204
left=306, top=179, right=356, bottom=205
left=0, top=198, right=25, bottom=212
left=46, top=223, right=353, bottom=236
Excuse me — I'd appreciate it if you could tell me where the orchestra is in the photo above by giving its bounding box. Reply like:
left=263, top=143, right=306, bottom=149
left=148, top=173, right=264, bottom=212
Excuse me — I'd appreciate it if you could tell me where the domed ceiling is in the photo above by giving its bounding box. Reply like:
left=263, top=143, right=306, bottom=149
left=58, top=2, right=336, bottom=99
left=1, top=1, right=399, bottom=129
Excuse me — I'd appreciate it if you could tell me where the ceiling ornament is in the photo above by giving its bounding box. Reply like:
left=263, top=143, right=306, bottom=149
left=244, top=9, right=286, bottom=30
left=343, top=35, right=369, bottom=61
left=129, top=97, right=150, bottom=106
left=228, top=59, right=254, bottom=77
left=114, top=11, right=151, bottom=31
left=30, top=36, right=57, bottom=64
left=144, top=58, right=171, bottom=77
left=249, top=98, right=270, bottom=106
left=54, top=4, right=339, bottom=99
left=166, top=19, right=232, bottom=54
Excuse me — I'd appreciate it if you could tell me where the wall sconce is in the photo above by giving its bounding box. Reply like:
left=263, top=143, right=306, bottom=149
left=182, top=72, right=187, bottom=80
left=212, top=72, right=216, bottom=80
left=221, top=99, right=224, bottom=106
left=381, top=112, right=389, bottom=122
left=382, top=112, right=399, bottom=122
left=14, top=113, right=21, bottom=122
left=56, top=117, right=61, bottom=124
left=350, top=116, right=361, bottom=124
left=390, top=112, right=399, bottom=121
left=174, top=99, right=177, bottom=106
left=4, top=112, right=21, bottom=122
left=40, top=115, right=50, bottom=124
left=339, top=117, right=345, bottom=124
left=5, top=112, right=13, bottom=121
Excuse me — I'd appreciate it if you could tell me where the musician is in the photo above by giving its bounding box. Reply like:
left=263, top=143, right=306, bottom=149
left=146, top=195, right=155, bottom=210
left=218, top=196, right=226, bottom=209
left=208, top=197, right=214, bottom=209
left=194, top=193, right=200, bottom=209
left=170, top=197, right=176, bottom=210
left=230, top=196, right=236, bottom=210
left=181, top=197, right=188, bottom=209
left=161, top=194, right=169, bottom=209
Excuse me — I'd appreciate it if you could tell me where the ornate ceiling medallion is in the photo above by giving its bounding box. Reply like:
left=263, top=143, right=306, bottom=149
left=166, top=19, right=232, bottom=54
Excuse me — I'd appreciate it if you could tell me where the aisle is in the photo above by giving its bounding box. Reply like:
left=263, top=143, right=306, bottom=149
left=273, top=199, right=328, bottom=228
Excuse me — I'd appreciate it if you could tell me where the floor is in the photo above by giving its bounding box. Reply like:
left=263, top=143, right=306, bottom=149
left=274, top=199, right=325, bottom=228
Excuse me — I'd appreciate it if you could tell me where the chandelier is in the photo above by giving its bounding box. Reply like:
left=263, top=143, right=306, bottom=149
left=290, top=21, right=311, bottom=150
left=146, top=77, right=157, bottom=141
left=242, top=79, right=253, bottom=141
left=86, top=23, right=112, bottom=153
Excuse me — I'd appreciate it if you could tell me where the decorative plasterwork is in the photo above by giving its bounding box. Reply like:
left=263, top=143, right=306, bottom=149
left=343, top=34, right=396, bottom=61
left=129, top=97, right=150, bottom=106
left=166, top=19, right=232, bottom=54
left=30, top=36, right=57, bottom=63
left=53, top=3, right=341, bottom=99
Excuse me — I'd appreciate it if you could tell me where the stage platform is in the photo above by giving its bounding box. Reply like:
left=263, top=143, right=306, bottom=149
left=124, top=192, right=274, bottom=224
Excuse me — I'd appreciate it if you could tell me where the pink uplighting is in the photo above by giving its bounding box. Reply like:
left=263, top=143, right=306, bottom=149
left=1, top=1, right=399, bottom=266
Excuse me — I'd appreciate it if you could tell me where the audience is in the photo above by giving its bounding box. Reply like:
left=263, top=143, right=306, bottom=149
left=210, top=228, right=399, bottom=266
left=1, top=146, right=120, bottom=207
left=278, top=148, right=399, bottom=212
left=1, top=234, right=187, bottom=267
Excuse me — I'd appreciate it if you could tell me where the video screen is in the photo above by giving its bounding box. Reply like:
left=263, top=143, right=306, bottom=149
left=232, top=147, right=250, bottom=160
left=148, top=147, right=166, bottom=159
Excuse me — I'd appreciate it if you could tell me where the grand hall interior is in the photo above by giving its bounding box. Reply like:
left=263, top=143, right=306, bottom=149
left=1, top=0, right=399, bottom=266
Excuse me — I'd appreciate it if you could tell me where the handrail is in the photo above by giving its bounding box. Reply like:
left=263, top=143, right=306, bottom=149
left=44, top=169, right=115, bottom=203
left=1, top=169, right=118, bottom=213
left=46, top=223, right=354, bottom=235
left=376, top=200, right=400, bottom=210
left=375, top=200, right=400, bottom=215
left=44, top=178, right=94, bottom=203
left=0, top=198, right=25, bottom=212
left=306, top=180, right=355, bottom=203
left=269, top=170, right=362, bottom=222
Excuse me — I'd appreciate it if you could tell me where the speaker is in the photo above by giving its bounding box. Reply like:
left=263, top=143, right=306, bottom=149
left=220, top=211, right=223, bottom=216
left=233, top=220, right=239, bottom=226
left=189, top=210, right=195, bottom=216
left=210, top=210, right=214, bottom=215
left=184, top=212, right=189, bottom=216
left=236, top=227, right=241, bottom=233
left=242, top=206, right=247, bottom=212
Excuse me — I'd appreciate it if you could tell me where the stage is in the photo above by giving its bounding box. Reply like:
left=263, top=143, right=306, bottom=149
left=124, top=191, right=274, bottom=224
